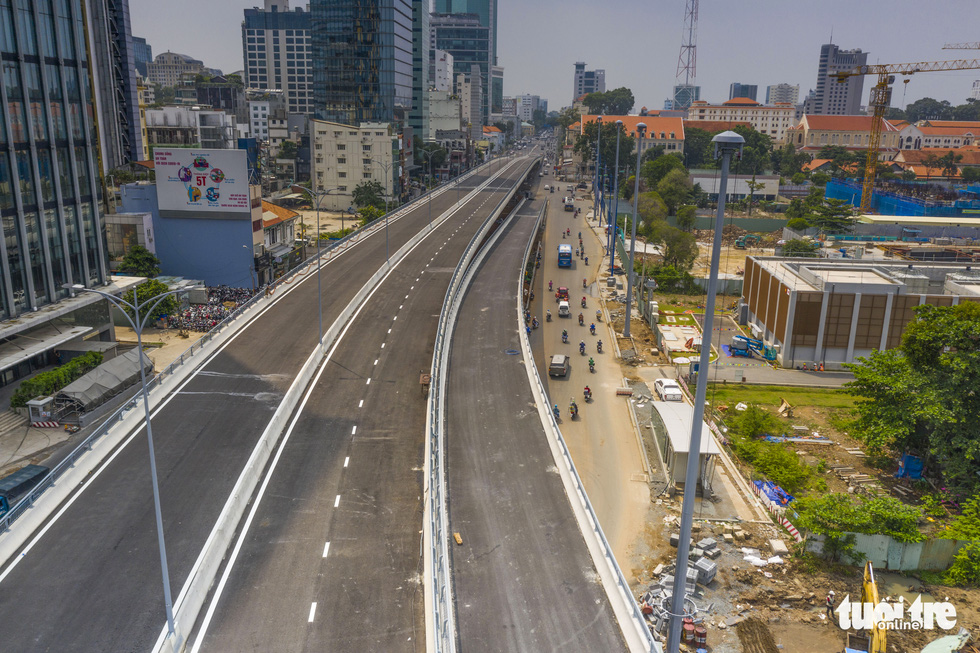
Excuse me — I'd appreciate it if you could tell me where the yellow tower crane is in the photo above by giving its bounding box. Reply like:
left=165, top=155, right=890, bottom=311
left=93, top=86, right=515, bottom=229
left=833, top=58, right=980, bottom=213
left=944, top=42, right=980, bottom=50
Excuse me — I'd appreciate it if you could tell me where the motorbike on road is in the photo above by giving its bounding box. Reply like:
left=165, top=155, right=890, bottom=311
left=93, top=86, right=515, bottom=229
left=569, top=399, right=579, bottom=418
left=584, top=387, right=592, bottom=402
left=579, top=341, right=586, bottom=355
left=597, top=340, right=603, bottom=353
left=589, top=323, right=596, bottom=335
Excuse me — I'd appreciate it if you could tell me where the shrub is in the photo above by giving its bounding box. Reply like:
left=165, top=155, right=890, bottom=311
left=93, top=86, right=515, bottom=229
left=11, top=351, right=104, bottom=408
left=944, top=541, right=980, bottom=587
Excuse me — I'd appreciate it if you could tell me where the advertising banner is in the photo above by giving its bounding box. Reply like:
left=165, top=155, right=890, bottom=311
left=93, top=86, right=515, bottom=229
left=154, top=149, right=251, bottom=219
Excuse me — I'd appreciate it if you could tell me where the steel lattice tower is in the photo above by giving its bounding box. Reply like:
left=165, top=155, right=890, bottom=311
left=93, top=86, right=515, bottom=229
left=673, top=0, right=698, bottom=109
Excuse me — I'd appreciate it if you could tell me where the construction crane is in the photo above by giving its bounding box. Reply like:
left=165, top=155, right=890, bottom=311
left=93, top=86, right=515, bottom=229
left=944, top=42, right=980, bottom=50
left=833, top=58, right=980, bottom=213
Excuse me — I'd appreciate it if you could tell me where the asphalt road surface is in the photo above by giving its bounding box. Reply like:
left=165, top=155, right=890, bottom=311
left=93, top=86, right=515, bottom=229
left=188, top=157, right=538, bottom=652
left=446, top=196, right=627, bottom=651
left=0, top=159, right=528, bottom=652
left=529, top=185, right=649, bottom=566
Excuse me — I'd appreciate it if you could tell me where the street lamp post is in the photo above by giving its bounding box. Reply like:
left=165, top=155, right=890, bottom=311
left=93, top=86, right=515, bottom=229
left=419, top=149, right=439, bottom=231
left=593, top=115, right=603, bottom=216
left=624, top=123, right=645, bottom=339
left=292, top=185, right=339, bottom=351
left=666, top=131, right=745, bottom=653
left=370, top=158, right=394, bottom=266
left=68, top=281, right=201, bottom=643
left=610, top=120, right=623, bottom=276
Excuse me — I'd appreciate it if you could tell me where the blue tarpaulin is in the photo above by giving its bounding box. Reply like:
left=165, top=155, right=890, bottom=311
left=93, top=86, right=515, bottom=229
left=753, top=480, right=794, bottom=506
left=895, top=454, right=923, bottom=480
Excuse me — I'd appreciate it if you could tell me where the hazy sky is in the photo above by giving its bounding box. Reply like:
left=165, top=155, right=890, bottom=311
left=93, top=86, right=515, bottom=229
left=130, top=0, right=980, bottom=112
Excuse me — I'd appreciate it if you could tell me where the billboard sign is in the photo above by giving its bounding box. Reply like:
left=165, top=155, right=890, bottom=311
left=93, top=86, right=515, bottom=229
left=154, top=149, right=251, bottom=219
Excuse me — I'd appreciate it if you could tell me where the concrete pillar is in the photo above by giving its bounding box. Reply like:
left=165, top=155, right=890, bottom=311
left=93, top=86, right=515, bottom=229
left=782, top=289, right=797, bottom=367
left=879, top=292, right=894, bottom=351
left=814, top=288, right=831, bottom=364
left=846, top=293, right=862, bottom=363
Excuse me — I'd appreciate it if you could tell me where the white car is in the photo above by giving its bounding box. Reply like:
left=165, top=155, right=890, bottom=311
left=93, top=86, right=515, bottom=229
left=654, top=378, right=683, bottom=402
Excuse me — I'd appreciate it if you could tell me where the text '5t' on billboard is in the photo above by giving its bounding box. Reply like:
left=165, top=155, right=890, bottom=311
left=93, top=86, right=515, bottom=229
left=154, top=149, right=250, bottom=219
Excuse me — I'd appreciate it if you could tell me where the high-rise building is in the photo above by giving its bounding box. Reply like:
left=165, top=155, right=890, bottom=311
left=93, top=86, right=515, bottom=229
left=243, top=0, right=313, bottom=116
left=490, top=65, right=504, bottom=118
left=766, top=83, right=800, bottom=105
left=311, top=0, right=413, bottom=125
left=86, top=0, right=143, bottom=166
left=430, top=13, right=491, bottom=129
left=517, top=95, right=544, bottom=122
left=147, top=51, right=207, bottom=88
left=729, top=83, right=758, bottom=102
left=971, top=80, right=980, bottom=102
left=432, top=50, right=454, bottom=92
left=456, top=66, right=483, bottom=140
left=671, top=84, right=700, bottom=110
left=0, top=0, right=116, bottom=324
left=573, top=62, right=605, bottom=103
left=133, top=36, right=153, bottom=79
left=433, top=0, right=497, bottom=66
left=805, top=43, right=868, bottom=115
left=409, top=0, right=429, bottom=142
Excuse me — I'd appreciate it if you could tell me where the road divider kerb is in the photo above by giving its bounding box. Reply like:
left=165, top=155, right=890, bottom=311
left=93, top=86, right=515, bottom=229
left=514, top=210, right=660, bottom=652
left=153, top=157, right=526, bottom=653
left=424, top=158, right=537, bottom=653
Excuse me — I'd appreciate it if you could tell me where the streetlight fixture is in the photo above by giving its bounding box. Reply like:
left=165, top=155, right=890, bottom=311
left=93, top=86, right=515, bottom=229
left=292, top=184, right=340, bottom=351
left=624, top=122, right=645, bottom=339
left=610, top=121, right=623, bottom=276
left=370, top=158, right=394, bottom=266
left=666, top=130, right=745, bottom=653
left=67, top=280, right=201, bottom=643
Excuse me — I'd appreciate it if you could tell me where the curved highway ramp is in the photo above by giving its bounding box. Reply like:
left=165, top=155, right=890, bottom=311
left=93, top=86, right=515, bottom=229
left=445, top=199, right=627, bottom=652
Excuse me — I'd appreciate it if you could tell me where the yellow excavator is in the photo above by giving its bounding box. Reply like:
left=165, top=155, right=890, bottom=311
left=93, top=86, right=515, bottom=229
left=844, top=561, right=887, bottom=653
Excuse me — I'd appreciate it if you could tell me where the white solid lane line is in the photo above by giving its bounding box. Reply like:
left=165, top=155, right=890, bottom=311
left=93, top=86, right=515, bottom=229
left=351, top=425, right=357, bottom=435
left=358, top=399, right=363, bottom=407
left=366, top=378, right=371, bottom=385
left=322, top=542, right=330, bottom=558
left=388, top=328, right=391, bottom=334
left=374, top=359, right=378, bottom=365
left=334, top=495, right=340, bottom=508
left=380, top=343, right=385, bottom=349
left=344, top=456, right=349, bottom=468
left=308, top=602, right=317, bottom=623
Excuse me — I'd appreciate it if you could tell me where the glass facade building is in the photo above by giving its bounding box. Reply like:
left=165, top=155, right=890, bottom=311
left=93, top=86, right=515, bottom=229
left=243, top=1, right=314, bottom=116
left=430, top=13, right=490, bottom=129
left=311, top=0, right=413, bottom=125
left=0, top=0, right=109, bottom=318
left=409, top=0, right=429, bottom=140
left=433, top=0, right=496, bottom=66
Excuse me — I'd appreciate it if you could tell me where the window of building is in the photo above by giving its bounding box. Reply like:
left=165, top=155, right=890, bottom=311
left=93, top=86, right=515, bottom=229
left=362, top=145, right=371, bottom=151
left=337, top=158, right=346, bottom=164
left=338, top=186, right=346, bottom=192
left=363, top=172, right=372, bottom=178
left=339, top=171, right=346, bottom=178
left=362, top=158, right=371, bottom=165
left=337, top=144, right=345, bottom=150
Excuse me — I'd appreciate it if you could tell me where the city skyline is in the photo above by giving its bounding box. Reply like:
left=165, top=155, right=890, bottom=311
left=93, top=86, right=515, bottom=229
left=129, top=0, right=980, bottom=114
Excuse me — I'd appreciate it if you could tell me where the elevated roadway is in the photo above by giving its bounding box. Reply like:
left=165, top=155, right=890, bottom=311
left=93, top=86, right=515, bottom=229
left=187, top=157, right=538, bottom=651
left=445, top=196, right=627, bottom=651
left=0, top=158, right=532, bottom=652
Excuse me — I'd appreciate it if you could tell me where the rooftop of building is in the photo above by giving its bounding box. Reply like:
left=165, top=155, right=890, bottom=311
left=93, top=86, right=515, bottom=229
left=683, top=119, right=752, bottom=133
left=579, top=115, right=684, bottom=139
left=261, top=200, right=299, bottom=228
left=800, top=114, right=901, bottom=132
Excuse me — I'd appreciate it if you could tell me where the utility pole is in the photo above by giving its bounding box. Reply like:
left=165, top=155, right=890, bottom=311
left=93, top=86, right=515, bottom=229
left=624, top=123, right=645, bottom=339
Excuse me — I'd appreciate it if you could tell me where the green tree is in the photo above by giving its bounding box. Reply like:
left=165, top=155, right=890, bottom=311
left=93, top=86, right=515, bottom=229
left=904, top=97, right=953, bottom=123
left=921, top=152, right=942, bottom=181
left=573, top=120, right=635, bottom=176
left=122, top=279, right=178, bottom=324
left=900, top=169, right=918, bottom=182
left=640, top=144, right=666, bottom=163
left=357, top=205, right=383, bottom=224
left=647, top=222, right=697, bottom=271
left=774, top=143, right=810, bottom=176
left=745, top=175, right=766, bottom=215
left=352, top=180, right=386, bottom=209
left=656, top=168, right=693, bottom=216
left=119, top=245, right=161, bottom=278
left=938, top=150, right=963, bottom=178
left=636, top=191, right=668, bottom=225
left=640, top=153, right=686, bottom=189
left=731, top=405, right=782, bottom=438
left=791, top=172, right=807, bottom=185
left=811, top=171, right=831, bottom=185
left=278, top=140, right=298, bottom=160
left=555, top=106, right=579, bottom=131
left=732, top=125, right=773, bottom=175
left=961, top=167, right=980, bottom=184
left=582, top=87, right=635, bottom=115
left=675, top=205, right=697, bottom=232
left=415, top=143, right=448, bottom=173
left=809, top=198, right=856, bottom=233
left=780, top=238, right=819, bottom=256
left=785, top=198, right=806, bottom=220
left=649, top=264, right=697, bottom=294
left=682, top=127, right=713, bottom=169
left=531, top=108, right=547, bottom=130
left=847, top=302, right=980, bottom=495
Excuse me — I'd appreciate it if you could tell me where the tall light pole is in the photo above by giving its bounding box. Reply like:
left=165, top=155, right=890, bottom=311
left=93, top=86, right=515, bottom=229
left=370, top=158, right=394, bottom=266
left=610, top=121, right=623, bottom=276
left=593, top=115, right=603, bottom=216
left=419, top=148, right=440, bottom=230
left=624, top=123, right=645, bottom=339
left=666, top=131, right=745, bottom=653
left=68, top=280, right=201, bottom=643
left=292, top=184, right=339, bottom=351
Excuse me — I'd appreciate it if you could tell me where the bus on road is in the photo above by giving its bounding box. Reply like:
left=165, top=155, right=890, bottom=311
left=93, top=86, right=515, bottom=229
left=558, top=244, right=572, bottom=267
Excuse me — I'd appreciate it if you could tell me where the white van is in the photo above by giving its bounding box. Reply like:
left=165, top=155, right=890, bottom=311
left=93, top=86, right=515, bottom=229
left=557, top=301, right=570, bottom=317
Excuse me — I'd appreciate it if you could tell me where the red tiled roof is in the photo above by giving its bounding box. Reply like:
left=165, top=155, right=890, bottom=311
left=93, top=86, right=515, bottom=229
left=921, top=120, right=980, bottom=130
left=917, top=125, right=980, bottom=137
left=722, top=97, right=761, bottom=106
left=261, top=200, right=299, bottom=228
left=802, top=114, right=900, bottom=133
left=895, top=149, right=980, bottom=166
left=580, top=115, right=684, bottom=140
left=483, top=125, right=502, bottom=133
